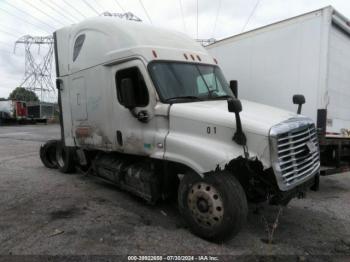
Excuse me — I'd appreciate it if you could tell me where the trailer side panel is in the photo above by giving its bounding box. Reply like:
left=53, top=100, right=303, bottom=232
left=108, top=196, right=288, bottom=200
left=207, top=9, right=330, bottom=124
left=326, top=24, right=350, bottom=134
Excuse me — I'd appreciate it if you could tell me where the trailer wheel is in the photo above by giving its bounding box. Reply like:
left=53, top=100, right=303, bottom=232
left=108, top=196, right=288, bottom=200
left=178, top=170, right=248, bottom=242
left=56, top=142, right=75, bottom=173
left=40, top=140, right=59, bottom=169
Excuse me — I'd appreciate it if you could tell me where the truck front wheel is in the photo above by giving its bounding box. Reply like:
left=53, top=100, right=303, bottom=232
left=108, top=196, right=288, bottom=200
left=56, top=142, right=75, bottom=173
left=178, top=171, right=248, bottom=241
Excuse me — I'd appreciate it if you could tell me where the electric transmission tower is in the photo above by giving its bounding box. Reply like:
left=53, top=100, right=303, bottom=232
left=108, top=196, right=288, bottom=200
left=14, top=35, right=55, bottom=101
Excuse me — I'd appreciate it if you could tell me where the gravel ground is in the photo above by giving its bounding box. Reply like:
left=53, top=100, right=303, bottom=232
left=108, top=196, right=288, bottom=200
left=0, top=124, right=350, bottom=259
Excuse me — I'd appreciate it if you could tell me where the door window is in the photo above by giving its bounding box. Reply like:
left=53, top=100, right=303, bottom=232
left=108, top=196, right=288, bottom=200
left=115, top=67, right=149, bottom=107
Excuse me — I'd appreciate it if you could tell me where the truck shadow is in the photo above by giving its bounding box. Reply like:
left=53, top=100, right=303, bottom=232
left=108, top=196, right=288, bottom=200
left=80, top=175, right=183, bottom=230
left=75, top=173, right=350, bottom=254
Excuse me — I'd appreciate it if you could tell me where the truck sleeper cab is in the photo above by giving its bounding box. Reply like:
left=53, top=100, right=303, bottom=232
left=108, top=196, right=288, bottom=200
left=40, top=17, right=320, bottom=241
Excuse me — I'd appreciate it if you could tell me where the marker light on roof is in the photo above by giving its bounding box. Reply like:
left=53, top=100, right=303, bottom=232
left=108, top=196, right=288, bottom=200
left=184, top=53, right=188, bottom=60
left=152, top=50, right=158, bottom=58
left=213, top=58, right=218, bottom=64
left=190, top=54, right=195, bottom=61
left=196, top=55, right=201, bottom=61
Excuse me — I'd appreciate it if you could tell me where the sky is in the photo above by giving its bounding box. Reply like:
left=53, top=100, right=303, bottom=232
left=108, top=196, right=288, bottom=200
left=1, top=0, right=350, bottom=100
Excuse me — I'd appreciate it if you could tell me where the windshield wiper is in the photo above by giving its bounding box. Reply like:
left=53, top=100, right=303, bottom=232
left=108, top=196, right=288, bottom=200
left=208, top=95, right=233, bottom=100
left=165, top=96, right=203, bottom=102
left=215, top=95, right=233, bottom=99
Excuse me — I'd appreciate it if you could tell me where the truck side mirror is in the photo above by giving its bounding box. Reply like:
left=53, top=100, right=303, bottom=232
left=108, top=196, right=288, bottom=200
left=293, top=94, right=305, bottom=114
left=227, top=97, right=242, bottom=113
left=230, top=80, right=238, bottom=98
left=227, top=98, right=246, bottom=146
left=120, top=78, right=136, bottom=109
left=56, top=79, right=63, bottom=91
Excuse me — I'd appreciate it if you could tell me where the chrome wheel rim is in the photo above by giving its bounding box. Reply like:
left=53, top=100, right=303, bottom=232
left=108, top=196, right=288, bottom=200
left=187, top=182, right=224, bottom=228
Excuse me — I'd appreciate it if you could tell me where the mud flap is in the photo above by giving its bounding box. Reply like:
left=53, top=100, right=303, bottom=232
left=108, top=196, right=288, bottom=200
left=310, top=173, right=320, bottom=191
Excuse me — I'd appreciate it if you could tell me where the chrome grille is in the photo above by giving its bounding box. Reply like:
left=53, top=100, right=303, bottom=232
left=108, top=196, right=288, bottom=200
left=270, top=118, right=320, bottom=191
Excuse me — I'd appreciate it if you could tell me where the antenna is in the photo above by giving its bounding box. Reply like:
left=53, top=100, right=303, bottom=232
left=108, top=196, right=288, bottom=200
left=100, top=12, right=142, bottom=22
left=196, top=38, right=216, bottom=46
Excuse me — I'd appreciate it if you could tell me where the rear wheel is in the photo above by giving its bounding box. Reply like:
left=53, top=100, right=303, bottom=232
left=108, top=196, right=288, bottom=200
left=40, top=140, right=59, bottom=169
left=56, top=142, right=76, bottom=173
left=178, top=170, right=248, bottom=241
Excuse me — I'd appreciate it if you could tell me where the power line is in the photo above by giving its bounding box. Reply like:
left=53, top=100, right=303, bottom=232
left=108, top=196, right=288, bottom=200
left=0, top=50, right=13, bottom=55
left=196, top=0, right=198, bottom=39
left=139, top=0, right=152, bottom=24
left=114, top=0, right=125, bottom=12
left=0, top=7, right=51, bottom=34
left=42, top=0, right=77, bottom=23
left=48, top=0, right=81, bottom=21
left=0, top=23, right=27, bottom=37
left=23, top=0, right=66, bottom=26
left=178, top=0, right=187, bottom=33
left=0, top=29, right=19, bottom=38
left=81, top=0, right=100, bottom=15
left=62, top=0, right=87, bottom=19
left=212, top=0, right=221, bottom=38
left=1, top=1, right=54, bottom=32
left=92, top=0, right=105, bottom=12
left=241, top=0, right=262, bottom=32
left=41, top=0, right=78, bottom=23
left=0, top=41, right=13, bottom=48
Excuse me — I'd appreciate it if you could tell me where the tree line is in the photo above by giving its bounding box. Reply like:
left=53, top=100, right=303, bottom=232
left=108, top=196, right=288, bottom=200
left=0, top=87, right=39, bottom=102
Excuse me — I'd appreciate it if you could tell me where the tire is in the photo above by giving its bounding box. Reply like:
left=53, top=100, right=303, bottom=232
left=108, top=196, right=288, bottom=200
left=178, top=170, right=248, bottom=242
left=56, top=142, right=76, bottom=173
left=40, top=140, right=59, bottom=169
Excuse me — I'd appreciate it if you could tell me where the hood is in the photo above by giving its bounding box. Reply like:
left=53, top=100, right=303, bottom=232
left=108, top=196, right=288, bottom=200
left=170, top=99, right=298, bottom=136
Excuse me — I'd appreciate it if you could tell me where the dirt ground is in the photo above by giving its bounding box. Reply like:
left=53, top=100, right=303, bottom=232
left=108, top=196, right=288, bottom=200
left=0, top=124, right=350, bottom=260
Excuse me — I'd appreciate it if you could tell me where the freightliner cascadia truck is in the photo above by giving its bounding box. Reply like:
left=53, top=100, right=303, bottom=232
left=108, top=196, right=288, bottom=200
left=207, top=6, right=350, bottom=177
left=40, top=16, right=320, bottom=241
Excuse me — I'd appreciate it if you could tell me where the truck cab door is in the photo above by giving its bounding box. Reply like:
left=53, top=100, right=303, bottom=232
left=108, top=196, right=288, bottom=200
left=110, top=59, right=165, bottom=157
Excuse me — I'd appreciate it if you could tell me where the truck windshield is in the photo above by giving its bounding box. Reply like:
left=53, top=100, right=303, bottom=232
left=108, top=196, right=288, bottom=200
left=148, top=62, right=233, bottom=103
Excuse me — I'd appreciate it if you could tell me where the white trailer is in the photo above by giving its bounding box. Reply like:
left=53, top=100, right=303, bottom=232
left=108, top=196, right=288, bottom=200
left=207, top=6, right=350, bottom=175
left=40, top=16, right=320, bottom=241
left=0, top=100, right=13, bottom=116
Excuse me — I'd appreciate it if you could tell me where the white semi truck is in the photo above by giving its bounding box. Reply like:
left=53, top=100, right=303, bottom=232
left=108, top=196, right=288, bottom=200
left=40, top=17, right=320, bottom=241
left=207, top=6, right=350, bottom=176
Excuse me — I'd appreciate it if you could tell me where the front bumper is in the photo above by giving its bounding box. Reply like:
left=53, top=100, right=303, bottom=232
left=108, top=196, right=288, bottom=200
left=269, top=172, right=320, bottom=205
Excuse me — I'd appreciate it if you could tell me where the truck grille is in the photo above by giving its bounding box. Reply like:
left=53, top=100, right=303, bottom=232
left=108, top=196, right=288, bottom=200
left=270, top=118, right=320, bottom=191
